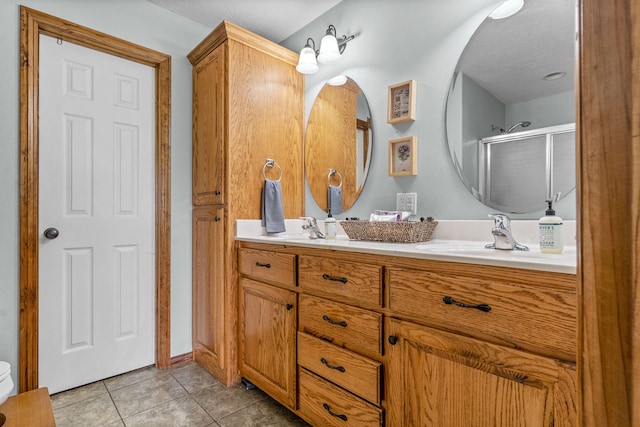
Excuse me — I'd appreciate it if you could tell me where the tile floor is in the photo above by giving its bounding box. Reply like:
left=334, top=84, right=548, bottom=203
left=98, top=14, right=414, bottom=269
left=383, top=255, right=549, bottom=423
left=50, top=361, right=310, bottom=426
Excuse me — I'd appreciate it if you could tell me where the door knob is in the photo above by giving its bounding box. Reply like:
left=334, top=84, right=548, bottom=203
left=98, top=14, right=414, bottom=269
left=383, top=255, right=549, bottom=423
left=43, top=227, right=59, bottom=239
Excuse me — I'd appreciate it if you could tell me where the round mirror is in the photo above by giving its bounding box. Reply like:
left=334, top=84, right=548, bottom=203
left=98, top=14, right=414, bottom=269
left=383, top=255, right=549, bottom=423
left=305, top=76, right=372, bottom=213
left=445, top=0, right=576, bottom=213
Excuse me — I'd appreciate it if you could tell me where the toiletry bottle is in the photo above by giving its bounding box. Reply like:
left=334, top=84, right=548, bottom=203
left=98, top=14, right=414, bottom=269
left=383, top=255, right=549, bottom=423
left=539, top=199, right=563, bottom=253
left=325, top=214, right=336, bottom=240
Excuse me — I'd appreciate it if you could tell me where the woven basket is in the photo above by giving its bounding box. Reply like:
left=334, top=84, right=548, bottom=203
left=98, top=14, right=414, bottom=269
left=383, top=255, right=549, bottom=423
left=340, top=219, right=438, bottom=243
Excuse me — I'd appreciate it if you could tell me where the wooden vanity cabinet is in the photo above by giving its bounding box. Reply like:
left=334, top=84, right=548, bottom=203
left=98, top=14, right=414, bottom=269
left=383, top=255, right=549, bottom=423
left=236, top=242, right=577, bottom=427
left=189, top=21, right=304, bottom=385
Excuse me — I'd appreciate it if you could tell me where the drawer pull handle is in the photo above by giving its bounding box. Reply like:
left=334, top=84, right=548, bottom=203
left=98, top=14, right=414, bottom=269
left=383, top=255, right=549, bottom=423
left=323, top=403, right=348, bottom=421
left=320, top=357, right=345, bottom=372
left=322, top=314, right=347, bottom=327
left=255, top=262, right=271, bottom=268
left=286, top=303, right=293, bottom=311
left=322, top=273, right=348, bottom=284
left=443, top=296, right=492, bottom=312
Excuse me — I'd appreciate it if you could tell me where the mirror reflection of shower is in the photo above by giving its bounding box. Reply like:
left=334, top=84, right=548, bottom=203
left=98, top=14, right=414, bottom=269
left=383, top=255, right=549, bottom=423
left=491, top=121, right=532, bottom=134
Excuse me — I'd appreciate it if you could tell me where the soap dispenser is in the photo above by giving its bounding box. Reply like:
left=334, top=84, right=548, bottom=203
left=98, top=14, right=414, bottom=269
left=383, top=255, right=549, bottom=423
left=324, top=214, right=336, bottom=240
left=539, top=196, right=563, bottom=253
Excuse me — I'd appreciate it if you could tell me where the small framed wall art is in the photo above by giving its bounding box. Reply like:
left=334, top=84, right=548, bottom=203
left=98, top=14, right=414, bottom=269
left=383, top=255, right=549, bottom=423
left=387, top=80, right=416, bottom=124
left=388, top=136, right=417, bottom=176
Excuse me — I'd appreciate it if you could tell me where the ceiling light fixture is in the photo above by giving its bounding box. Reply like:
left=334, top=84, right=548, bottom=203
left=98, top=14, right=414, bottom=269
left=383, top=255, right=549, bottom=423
left=296, top=25, right=355, bottom=75
left=489, top=0, right=524, bottom=19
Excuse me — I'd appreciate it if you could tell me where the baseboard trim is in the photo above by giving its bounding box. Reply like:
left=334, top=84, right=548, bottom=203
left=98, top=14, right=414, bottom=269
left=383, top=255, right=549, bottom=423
left=169, top=352, right=193, bottom=367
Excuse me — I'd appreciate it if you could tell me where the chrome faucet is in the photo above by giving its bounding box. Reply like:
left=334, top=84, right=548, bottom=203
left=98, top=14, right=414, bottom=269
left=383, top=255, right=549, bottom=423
left=485, top=213, right=529, bottom=251
left=300, top=217, right=325, bottom=239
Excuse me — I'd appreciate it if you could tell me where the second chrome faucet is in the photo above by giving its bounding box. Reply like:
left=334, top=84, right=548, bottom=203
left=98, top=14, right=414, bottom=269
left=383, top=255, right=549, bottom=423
left=485, top=213, right=529, bottom=251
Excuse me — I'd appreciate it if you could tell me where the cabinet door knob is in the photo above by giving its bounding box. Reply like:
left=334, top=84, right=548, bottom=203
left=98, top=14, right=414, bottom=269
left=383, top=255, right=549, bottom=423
left=214, top=216, right=221, bottom=222
left=388, top=335, right=398, bottom=345
left=214, top=190, right=221, bottom=195
left=286, top=303, right=293, bottom=311
left=443, top=296, right=492, bottom=312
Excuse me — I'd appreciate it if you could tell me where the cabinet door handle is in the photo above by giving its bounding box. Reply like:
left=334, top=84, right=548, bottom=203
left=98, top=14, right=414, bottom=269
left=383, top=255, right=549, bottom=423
left=286, top=303, right=293, bottom=311
left=388, top=335, right=398, bottom=345
left=443, top=296, right=492, bottom=312
left=320, top=357, right=345, bottom=372
left=214, top=190, right=221, bottom=195
left=322, top=314, right=347, bottom=327
left=322, top=273, right=348, bottom=284
left=255, top=262, right=271, bottom=268
left=322, top=403, right=348, bottom=421
left=214, top=216, right=221, bottom=222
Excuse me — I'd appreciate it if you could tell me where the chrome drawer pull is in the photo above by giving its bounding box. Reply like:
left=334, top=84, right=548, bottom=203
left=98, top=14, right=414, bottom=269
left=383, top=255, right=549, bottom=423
left=323, top=403, right=348, bottom=421
left=322, top=314, right=347, bottom=327
left=255, top=262, right=271, bottom=268
left=320, top=357, right=345, bottom=372
left=322, top=273, right=348, bottom=284
left=443, top=296, right=492, bottom=312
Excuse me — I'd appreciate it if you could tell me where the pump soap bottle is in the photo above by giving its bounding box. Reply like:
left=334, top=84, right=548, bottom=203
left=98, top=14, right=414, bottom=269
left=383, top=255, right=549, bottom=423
left=539, top=197, right=563, bottom=253
left=324, top=214, right=336, bottom=240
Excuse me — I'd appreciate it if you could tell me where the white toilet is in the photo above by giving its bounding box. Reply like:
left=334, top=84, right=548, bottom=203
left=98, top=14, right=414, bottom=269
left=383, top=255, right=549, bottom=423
left=0, top=361, right=14, bottom=405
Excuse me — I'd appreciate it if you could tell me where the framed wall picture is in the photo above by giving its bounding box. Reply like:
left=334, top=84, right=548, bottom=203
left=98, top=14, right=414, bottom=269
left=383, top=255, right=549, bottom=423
left=387, top=80, right=416, bottom=124
left=389, top=136, right=418, bottom=176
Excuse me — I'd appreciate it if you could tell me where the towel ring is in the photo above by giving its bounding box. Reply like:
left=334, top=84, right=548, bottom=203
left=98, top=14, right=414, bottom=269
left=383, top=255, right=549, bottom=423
left=328, top=168, right=343, bottom=188
left=263, top=158, right=283, bottom=181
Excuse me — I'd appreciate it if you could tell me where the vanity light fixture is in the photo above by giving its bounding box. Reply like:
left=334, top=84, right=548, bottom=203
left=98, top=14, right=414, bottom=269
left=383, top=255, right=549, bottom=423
left=328, top=75, right=348, bottom=86
left=295, top=25, right=355, bottom=74
left=489, top=0, right=524, bottom=19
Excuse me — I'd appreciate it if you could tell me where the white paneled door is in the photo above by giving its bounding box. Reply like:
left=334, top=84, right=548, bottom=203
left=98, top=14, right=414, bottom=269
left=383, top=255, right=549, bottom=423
left=38, top=34, right=156, bottom=394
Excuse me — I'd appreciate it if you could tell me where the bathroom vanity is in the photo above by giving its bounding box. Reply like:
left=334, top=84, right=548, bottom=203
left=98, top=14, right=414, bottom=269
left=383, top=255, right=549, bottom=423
left=235, top=223, right=577, bottom=426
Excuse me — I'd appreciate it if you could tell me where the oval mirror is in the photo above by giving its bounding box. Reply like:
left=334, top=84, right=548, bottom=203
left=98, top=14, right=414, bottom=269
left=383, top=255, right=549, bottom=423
left=305, top=76, right=372, bottom=214
left=445, top=0, right=576, bottom=213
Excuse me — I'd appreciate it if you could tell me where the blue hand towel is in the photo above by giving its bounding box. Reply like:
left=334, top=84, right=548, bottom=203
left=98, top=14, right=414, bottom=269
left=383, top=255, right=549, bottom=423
left=261, top=179, right=286, bottom=233
left=328, top=185, right=343, bottom=215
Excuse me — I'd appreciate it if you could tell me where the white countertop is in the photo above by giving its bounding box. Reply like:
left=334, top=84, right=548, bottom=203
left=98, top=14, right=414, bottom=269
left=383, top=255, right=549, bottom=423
left=235, top=219, right=577, bottom=274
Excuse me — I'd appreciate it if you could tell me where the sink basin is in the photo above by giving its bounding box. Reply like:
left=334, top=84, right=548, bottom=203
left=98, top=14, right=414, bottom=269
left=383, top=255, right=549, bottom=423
left=258, top=233, right=310, bottom=241
left=415, top=241, right=576, bottom=261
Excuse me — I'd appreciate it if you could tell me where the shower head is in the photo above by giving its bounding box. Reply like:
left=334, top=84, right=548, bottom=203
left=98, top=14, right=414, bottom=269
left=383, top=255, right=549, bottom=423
left=506, top=121, right=532, bottom=133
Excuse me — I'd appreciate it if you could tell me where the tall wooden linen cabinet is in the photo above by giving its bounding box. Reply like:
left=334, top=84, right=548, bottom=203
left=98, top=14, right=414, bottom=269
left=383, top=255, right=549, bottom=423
left=188, top=21, right=304, bottom=385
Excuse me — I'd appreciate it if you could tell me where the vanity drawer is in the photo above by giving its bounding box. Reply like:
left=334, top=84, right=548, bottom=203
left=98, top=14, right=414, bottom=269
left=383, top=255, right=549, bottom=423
left=298, top=332, right=381, bottom=405
left=299, top=294, right=382, bottom=357
left=387, top=267, right=577, bottom=361
left=298, top=368, right=383, bottom=427
left=298, top=256, right=382, bottom=308
left=238, top=248, right=296, bottom=288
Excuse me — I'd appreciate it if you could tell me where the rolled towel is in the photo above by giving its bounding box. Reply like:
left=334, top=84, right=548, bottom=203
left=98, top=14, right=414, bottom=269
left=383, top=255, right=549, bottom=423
left=261, top=179, right=286, bottom=233
left=328, top=185, right=343, bottom=215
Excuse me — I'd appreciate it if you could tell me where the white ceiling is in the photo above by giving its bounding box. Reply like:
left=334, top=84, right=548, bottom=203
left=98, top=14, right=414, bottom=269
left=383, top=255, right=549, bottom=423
left=144, top=0, right=343, bottom=43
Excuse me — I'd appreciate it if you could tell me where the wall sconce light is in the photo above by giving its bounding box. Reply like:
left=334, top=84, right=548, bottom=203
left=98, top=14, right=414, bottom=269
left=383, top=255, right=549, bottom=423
left=296, top=25, right=355, bottom=74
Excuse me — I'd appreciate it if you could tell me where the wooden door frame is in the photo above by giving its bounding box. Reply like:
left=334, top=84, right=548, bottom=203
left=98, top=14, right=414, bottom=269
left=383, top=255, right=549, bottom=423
left=19, top=6, right=172, bottom=392
left=578, top=0, right=639, bottom=425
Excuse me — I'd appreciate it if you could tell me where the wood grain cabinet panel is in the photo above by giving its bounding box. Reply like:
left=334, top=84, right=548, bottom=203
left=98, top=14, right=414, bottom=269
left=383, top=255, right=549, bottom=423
left=387, top=266, right=577, bottom=362
left=299, top=294, right=382, bottom=358
left=385, top=317, right=577, bottom=427
left=238, top=248, right=296, bottom=288
left=298, top=256, right=382, bottom=308
left=298, top=332, right=382, bottom=405
left=298, top=368, right=383, bottom=427
left=239, top=278, right=297, bottom=409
